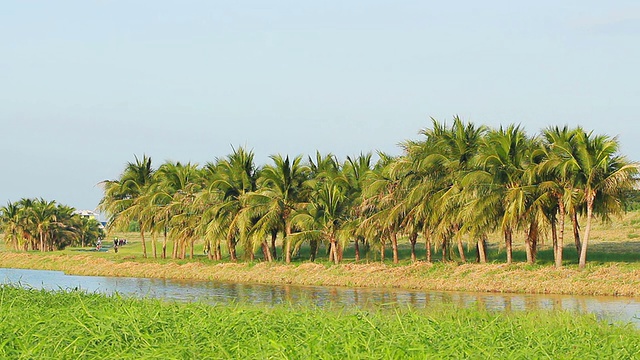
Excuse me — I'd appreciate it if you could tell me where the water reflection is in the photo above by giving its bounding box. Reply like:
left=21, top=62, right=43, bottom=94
left=1, top=267, right=638, bottom=328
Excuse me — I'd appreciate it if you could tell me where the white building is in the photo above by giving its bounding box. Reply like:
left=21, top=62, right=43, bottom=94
left=74, top=210, right=105, bottom=229
left=74, top=209, right=100, bottom=219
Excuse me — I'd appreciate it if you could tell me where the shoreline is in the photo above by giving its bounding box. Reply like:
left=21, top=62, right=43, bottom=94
left=0, top=252, right=638, bottom=297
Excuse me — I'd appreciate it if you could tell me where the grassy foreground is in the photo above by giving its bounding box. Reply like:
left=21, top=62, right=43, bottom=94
left=1, top=285, right=638, bottom=359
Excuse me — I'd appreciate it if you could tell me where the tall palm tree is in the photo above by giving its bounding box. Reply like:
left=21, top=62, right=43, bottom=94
left=201, top=147, right=259, bottom=261
left=47, top=204, right=78, bottom=250
left=572, top=131, right=639, bottom=268
left=99, top=154, right=154, bottom=257
left=470, top=124, right=532, bottom=264
left=342, top=153, right=373, bottom=261
left=360, top=152, right=406, bottom=263
left=147, top=161, right=202, bottom=259
left=75, top=216, right=105, bottom=248
left=305, top=152, right=341, bottom=259
left=0, top=202, right=24, bottom=250
left=408, top=117, right=487, bottom=262
left=538, top=125, right=583, bottom=267
left=244, top=154, right=309, bottom=263
left=401, top=137, right=444, bottom=263
left=291, top=177, right=349, bottom=264
left=30, top=198, right=58, bottom=252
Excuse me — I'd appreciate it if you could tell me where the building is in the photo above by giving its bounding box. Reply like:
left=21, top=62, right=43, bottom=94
left=74, top=210, right=105, bottom=229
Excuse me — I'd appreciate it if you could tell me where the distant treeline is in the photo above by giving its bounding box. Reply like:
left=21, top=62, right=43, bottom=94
left=93, top=118, right=637, bottom=268
left=0, top=198, right=105, bottom=251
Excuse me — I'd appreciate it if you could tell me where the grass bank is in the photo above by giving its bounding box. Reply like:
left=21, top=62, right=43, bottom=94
left=1, top=252, right=639, bottom=297
left=1, top=212, right=639, bottom=296
left=1, top=285, right=637, bottom=359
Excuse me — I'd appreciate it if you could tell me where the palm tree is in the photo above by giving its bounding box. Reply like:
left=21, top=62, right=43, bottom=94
left=407, top=117, right=487, bottom=262
left=342, top=153, right=374, bottom=261
left=538, top=126, right=583, bottom=267
left=99, top=154, right=154, bottom=257
left=572, top=131, right=639, bottom=268
left=305, top=151, right=341, bottom=259
left=47, top=204, right=78, bottom=250
left=147, top=161, right=202, bottom=259
left=75, top=216, right=105, bottom=248
left=200, top=147, right=259, bottom=261
left=360, top=152, right=406, bottom=264
left=244, top=154, right=309, bottom=263
left=30, top=198, right=58, bottom=252
left=291, top=177, right=349, bottom=264
left=401, top=138, right=444, bottom=263
left=470, top=124, right=532, bottom=264
left=0, top=202, right=24, bottom=250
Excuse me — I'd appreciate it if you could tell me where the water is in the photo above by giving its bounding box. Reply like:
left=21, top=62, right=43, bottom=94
left=1, top=267, right=638, bottom=328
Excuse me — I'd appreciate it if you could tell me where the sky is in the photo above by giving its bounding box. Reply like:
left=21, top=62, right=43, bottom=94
left=1, top=1, right=639, bottom=213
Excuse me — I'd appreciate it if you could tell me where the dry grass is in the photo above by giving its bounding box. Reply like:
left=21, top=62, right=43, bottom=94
left=0, top=252, right=638, bottom=297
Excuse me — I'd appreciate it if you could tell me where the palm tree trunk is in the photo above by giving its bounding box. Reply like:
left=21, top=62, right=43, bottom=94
left=556, top=200, right=566, bottom=268
left=190, top=238, right=195, bottom=259
left=477, top=235, right=487, bottom=263
left=454, top=224, right=466, bottom=262
left=270, top=231, right=278, bottom=260
left=140, top=230, right=147, bottom=258
left=380, top=239, right=385, bottom=262
left=524, top=228, right=533, bottom=264
left=504, top=228, right=513, bottom=265
left=152, top=234, right=158, bottom=259
left=409, top=232, right=418, bottom=263
left=426, top=236, right=432, bottom=263
left=330, top=238, right=339, bottom=265
left=261, top=240, right=273, bottom=262
left=354, top=238, right=360, bottom=262
left=206, top=240, right=213, bottom=260
left=579, top=195, right=595, bottom=269
left=391, top=231, right=399, bottom=264
left=285, top=224, right=292, bottom=264
left=309, top=239, right=318, bottom=262
left=571, top=209, right=581, bottom=256
left=525, top=221, right=538, bottom=264
left=228, top=237, right=238, bottom=262
left=551, top=215, right=558, bottom=265
left=457, top=238, right=466, bottom=262
left=162, top=228, right=168, bottom=259
left=172, top=238, right=178, bottom=259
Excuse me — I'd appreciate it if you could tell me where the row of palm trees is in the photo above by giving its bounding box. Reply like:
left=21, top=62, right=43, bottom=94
left=98, top=118, right=639, bottom=268
left=0, top=198, right=105, bottom=251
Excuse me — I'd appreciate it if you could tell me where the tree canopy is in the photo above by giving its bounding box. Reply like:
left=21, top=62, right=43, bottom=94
left=95, top=119, right=640, bottom=268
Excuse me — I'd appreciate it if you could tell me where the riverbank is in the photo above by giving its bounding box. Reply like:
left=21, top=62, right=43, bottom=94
left=0, top=252, right=638, bottom=297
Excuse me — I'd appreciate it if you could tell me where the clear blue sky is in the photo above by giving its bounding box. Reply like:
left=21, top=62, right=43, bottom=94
left=1, top=1, right=639, bottom=212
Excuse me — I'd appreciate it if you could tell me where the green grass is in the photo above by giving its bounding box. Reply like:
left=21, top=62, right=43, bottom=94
left=0, top=285, right=638, bottom=359
left=3, top=210, right=640, bottom=267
